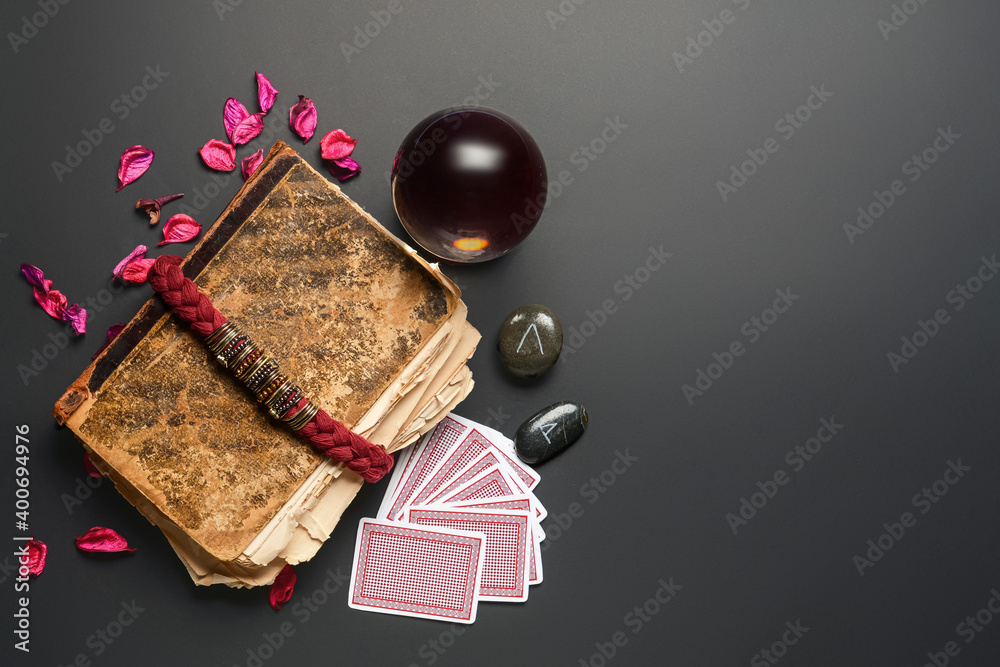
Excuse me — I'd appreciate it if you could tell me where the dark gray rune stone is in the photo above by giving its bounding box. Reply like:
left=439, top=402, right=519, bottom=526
left=497, top=304, right=563, bottom=378
left=514, top=402, right=588, bottom=465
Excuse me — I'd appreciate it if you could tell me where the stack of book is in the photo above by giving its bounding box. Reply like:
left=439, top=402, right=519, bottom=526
left=54, top=142, right=480, bottom=587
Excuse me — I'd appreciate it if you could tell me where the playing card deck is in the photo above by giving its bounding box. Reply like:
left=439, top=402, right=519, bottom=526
left=351, top=414, right=546, bottom=622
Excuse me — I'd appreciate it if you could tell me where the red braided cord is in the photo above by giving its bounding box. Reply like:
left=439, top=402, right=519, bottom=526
left=148, top=255, right=393, bottom=483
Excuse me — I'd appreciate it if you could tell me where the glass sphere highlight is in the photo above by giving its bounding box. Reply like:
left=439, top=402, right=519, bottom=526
left=391, top=107, right=547, bottom=263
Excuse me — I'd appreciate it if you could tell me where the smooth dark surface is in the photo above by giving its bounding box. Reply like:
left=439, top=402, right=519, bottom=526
left=392, top=107, right=547, bottom=262
left=498, top=304, right=563, bottom=378
left=2, top=1, right=998, bottom=666
left=514, top=401, right=588, bottom=465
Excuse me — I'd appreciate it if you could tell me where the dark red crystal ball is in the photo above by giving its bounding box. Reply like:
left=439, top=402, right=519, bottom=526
left=391, top=107, right=547, bottom=263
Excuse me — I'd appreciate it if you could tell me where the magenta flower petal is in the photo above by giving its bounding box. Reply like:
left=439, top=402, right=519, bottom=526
left=158, top=214, right=202, bottom=246
left=289, top=95, right=317, bottom=143
left=20, top=264, right=49, bottom=290
left=34, top=288, right=67, bottom=319
left=23, top=265, right=85, bottom=334
left=26, top=539, right=47, bottom=577
left=92, top=323, right=126, bottom=360
left=256, top=72, right=278, bottom=114
left=223, top=97, right=250, bottom=142
left=136, top=194, right=183, bottom=226
left=116, top=145, right=154, bottom=192
left=232, top=112, right=265, bottom=146
left=269, top=564, right=296, bottom=610
left=112, top=245, right=148, bottom=280
left=242, top=149, right=264, bottom=181
left=327, top=156, right=362, bottom=182
left=121, top=258, right=156, bottom=284
left=199, top=139, right=237, bottom=172
left=83, top=451, right=106, bottom=478
left=320, top=129, right=357, bottom=161
left=75, top=526, right=136, bottom=553
left=62, top=304, right=87, bottom=336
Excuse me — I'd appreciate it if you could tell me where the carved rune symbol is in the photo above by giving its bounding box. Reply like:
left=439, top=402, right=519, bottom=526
left=539, top=422, right=557, bottom=444
left=516, top=323, right=544, bottom=354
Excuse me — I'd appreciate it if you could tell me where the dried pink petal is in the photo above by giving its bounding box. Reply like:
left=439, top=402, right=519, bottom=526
left=327, top=156, right=362, bottom=182
left=242, top=149, right=264, bottom=181
left=269, top=564, right=296, bottom=610
left=121, top=258, right=156, bottom=284
left=320, top=129, right=357, bottom=161
left=199, top=139, right=237, bottom=172
left=34, top=288, right=67, bottom=319
left=256, top=72, right=278, bottom=114
left=83, top=451, right=106, bottom=478
left=75, top=526, right=136, bottom=553
left=63, top=304, right=87, bottom=336
left=92, top=323, right=125, bottom=360
left=136, top=193, right=183, bottom=226
left=158, top=214, right=202, bottom=246
left=25, top=539, right=47, bottom=576
left=289, top=95, right=317, bottom=143
left=223, top=97, right=250, bottom=142
left=22, top=265, right=86, bottom=335
left=112, top=245, right=148, bottom=280
left=116, top=145, right=154, bottom=192
left=20, top=264, right=49, bottom=290
left=232, top=112, right=265, bottom=146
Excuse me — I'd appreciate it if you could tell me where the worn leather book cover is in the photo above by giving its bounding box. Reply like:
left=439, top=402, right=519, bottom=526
left=54, top=142, right=474, bottom=570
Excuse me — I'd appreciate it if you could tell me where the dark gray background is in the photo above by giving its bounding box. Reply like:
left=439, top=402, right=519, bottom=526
left=2, top=1, right=998, bottom=665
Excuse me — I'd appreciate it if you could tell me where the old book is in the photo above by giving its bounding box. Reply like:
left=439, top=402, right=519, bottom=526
left=54, top=142, right=479, bottom=587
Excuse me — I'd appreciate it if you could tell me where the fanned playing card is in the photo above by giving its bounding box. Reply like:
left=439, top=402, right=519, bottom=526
left=450, top=496, right=543, bottom=585
left=406, top=507, right=530, bottom=602
left=381, top=416, right=467, bottom=520
left=436, top=466, right=520, bottom=505
left=422, top=450, right=506, bottom=507
left=349, top=519, right=485, bottom=623
left=449, top=414, right=541, bottom=490
left=409, top=428, right=498, bottom=507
